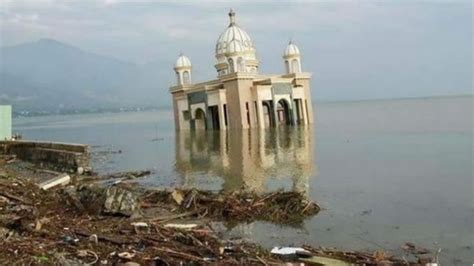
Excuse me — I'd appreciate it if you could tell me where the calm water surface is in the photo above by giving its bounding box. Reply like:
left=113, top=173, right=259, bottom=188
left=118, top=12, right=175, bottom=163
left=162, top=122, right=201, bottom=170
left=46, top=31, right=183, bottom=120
left=14, top=96, right=473, bottom=264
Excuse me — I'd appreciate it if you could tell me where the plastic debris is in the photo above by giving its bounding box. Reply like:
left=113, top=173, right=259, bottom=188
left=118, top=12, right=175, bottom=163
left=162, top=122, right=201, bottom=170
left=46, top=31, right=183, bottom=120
left=88, top=234, right=98, bottom=244
left=130, top=222, right=148, bottom=227
left=171, top=189, right=184, bottom=205
left=117, top=252, right=135, bottom=259
left=131, top=222, right=150, bottom=233
left=163, top=223, right=198, bottom=230
left=63, top=235, right=79, bottom=245
left=38, top=174, right=70, bottom=190
left=271, top=247, right=311, bottom=256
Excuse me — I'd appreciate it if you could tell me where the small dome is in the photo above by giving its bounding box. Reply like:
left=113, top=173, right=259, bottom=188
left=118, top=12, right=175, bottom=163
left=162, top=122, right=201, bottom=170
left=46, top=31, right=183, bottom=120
left=175, top=54, right=191, bottom=68
left=284, top=41, right=300, bottom=57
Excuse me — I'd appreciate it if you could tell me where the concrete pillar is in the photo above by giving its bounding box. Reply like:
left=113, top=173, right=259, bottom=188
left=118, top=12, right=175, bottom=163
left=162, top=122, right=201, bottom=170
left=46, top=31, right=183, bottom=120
left=250, top=100, right=258, bottom=127
left=290, top=98, right=298, bottom=126
left=206, top=110, right=213, bottom=130
left=256, top=99, right=265, bottom=129
left=298, top=99, right=304, bottom=124
left=306, top=98, right=314, bottom=124
left=172, top=98, right=180, bottom=130
left=301, top=98, right=308, bottom=125
left=218, top=103, right=226, bottom=130
left=301, top=80, right=314, bottom=124
left=272, top=101, right=278, bottom=128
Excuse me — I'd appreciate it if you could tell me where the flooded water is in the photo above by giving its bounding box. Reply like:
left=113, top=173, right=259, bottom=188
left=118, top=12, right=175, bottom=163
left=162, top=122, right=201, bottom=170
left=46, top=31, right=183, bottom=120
left=13, top=96, right=473, bottom=264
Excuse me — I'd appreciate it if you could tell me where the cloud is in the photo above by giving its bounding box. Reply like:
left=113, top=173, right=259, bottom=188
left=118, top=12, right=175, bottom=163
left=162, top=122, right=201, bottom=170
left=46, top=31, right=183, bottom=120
left=1, top=1, right=472, bottom=100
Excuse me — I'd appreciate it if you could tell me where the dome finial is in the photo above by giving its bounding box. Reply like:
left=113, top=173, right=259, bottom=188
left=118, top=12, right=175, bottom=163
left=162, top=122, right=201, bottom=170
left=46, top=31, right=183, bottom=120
left=228, top=8, right=236, bottom=26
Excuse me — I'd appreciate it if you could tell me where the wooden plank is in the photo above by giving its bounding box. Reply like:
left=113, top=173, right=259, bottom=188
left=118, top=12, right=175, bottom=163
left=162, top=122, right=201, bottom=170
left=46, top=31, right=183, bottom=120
left=38, top=174, right=70, bottom=190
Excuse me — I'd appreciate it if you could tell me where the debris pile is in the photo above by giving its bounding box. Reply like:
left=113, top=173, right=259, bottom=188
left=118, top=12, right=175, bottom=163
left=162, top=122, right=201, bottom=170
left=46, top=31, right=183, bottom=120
left=0, top=159, right=436, bottom=265
left=0, top=174, right=280, bottom=264
left=302, top=245, right=439, bottom=265
left=142, top=189, right=321, bottom=224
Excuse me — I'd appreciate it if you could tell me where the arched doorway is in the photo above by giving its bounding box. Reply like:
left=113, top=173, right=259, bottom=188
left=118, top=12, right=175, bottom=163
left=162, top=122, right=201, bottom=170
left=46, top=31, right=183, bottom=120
left=262, top=101, right=274, bottom=127
left=277, top=99, right=291, bottom=126
left=194, top=108, right=206, bottom=130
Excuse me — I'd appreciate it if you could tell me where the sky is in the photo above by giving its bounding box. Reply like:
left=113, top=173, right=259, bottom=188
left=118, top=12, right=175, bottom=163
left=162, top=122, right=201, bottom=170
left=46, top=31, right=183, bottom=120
left=1, top=0, right=472, bottom=101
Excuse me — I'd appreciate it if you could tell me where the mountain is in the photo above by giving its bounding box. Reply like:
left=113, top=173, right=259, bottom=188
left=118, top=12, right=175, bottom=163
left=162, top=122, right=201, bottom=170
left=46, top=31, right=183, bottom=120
left=0, top=38, right=171, bottom=111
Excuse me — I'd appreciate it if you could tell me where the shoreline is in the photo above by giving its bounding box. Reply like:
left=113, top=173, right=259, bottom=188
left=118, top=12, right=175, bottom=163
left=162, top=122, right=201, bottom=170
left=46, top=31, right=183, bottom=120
left=0, top=155, right=438, bottom=265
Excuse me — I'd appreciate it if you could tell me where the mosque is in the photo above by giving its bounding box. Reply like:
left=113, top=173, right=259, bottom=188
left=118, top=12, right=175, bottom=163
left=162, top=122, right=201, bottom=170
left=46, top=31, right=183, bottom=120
left=169, top=9, right=314, bottom=130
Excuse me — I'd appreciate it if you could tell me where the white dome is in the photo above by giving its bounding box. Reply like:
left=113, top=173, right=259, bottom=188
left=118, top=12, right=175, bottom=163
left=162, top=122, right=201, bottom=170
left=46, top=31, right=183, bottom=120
left=226, top=39, right=245, bottom=54
left=284, top=41, right=300, bottom=57
left=215, top=9, right=255, bottom=58
left=175, top=54, right=191, bottom=68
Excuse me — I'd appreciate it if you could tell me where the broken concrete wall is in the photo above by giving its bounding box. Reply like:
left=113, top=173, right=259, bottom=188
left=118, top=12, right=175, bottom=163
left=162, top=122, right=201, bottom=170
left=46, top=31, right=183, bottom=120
left=0, top=140, right=90, bottom=172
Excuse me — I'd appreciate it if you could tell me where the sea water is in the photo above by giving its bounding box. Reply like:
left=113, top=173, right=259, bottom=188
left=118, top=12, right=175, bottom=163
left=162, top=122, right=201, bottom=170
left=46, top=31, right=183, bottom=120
left=14, top=96, right=473, bottom=264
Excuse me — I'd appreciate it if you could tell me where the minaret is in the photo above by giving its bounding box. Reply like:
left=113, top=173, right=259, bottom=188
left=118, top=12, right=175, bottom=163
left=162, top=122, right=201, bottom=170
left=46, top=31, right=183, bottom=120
left=283, top=41, right=302, bottom=74
left=174, top=53, right=192, bottom=85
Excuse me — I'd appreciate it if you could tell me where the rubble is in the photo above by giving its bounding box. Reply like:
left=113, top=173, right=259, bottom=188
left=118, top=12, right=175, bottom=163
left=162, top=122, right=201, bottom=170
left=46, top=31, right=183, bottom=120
left=142, top=188, right=321, bottom=224
left=103, top=186, right=139, bottom=216
left=0, top=158, right=437, bottom=265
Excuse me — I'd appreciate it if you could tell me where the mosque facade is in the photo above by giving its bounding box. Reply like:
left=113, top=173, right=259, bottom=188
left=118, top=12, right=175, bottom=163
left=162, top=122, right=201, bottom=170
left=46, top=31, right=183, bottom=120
left=169, top=9, right=313, bottom=130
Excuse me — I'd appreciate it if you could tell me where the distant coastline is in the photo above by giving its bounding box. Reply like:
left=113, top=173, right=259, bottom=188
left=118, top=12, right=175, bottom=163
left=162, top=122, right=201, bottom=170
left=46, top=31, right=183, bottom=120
left=12, top=105, right=171, bottom=118
left=11, top=94, right=472, bottom=118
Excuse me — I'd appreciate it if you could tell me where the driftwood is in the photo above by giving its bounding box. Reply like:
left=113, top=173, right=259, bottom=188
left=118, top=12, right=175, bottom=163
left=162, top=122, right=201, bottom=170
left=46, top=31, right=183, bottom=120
left=142, top=189, right=320, bottom=224
left=150, top=211, right=198, bottom=222
left=78, top=170, right=152, bottom=183
left=101, top=170, right=151, bottom=180
left=0, top=191, right=31, bottom=205
left=75, top=230, right=138, bottom=245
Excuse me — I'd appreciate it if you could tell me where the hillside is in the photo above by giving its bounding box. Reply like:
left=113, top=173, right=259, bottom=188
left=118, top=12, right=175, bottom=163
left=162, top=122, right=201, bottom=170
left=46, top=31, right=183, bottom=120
left=0, top=39, right=170, bottom=111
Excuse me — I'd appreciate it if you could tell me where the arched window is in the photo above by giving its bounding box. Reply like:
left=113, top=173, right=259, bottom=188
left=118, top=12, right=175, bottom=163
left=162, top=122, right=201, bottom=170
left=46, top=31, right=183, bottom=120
left=183, top=71, right=190, bottom=84
left=228, top=58, right=234, bottom=73
left=291, top=59, right=300, bottom=73
left=237, top=57, right=245, bottom=72
left=176, top=72, right=181, bottom=85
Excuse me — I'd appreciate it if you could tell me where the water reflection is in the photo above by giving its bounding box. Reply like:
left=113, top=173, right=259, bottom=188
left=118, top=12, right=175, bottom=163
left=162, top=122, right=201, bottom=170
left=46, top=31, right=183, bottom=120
left=174, top=127, right=316, bottom=194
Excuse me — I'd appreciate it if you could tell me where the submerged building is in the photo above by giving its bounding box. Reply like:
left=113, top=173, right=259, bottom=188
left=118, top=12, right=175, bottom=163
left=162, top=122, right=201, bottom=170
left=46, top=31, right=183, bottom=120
left=174, top=128, right=314, bottom=194
left=170, top=9, right=314, bottom=130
